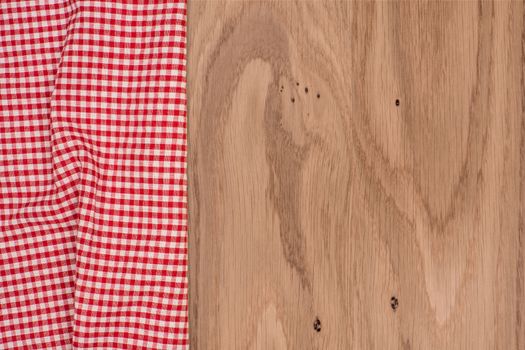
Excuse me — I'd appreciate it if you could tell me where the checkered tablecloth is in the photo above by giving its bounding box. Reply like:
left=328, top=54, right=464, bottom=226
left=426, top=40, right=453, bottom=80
left=1, top=1, right=188, bottom=348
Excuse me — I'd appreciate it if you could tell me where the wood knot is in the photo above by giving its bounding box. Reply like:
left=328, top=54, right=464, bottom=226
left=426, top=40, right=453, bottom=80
left=313, top=317, right=321, bottom=332
left=390, top=296, right=399, bottom=311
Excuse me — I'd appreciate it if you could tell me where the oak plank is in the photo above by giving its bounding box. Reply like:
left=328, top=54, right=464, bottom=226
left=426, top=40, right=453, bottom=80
left=188, top=2, right=525, bottom=349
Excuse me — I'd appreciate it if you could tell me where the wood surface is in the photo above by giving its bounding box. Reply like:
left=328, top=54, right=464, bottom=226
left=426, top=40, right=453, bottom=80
left=187, top=1, right=525, bottom=349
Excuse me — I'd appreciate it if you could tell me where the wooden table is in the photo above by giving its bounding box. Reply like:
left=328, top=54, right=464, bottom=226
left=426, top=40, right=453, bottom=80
left=188, top=2, right=525, bottom=349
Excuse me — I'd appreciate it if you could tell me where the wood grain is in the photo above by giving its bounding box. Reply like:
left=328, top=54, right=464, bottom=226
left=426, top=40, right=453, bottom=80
left=187, top=1, right=525, bottom=349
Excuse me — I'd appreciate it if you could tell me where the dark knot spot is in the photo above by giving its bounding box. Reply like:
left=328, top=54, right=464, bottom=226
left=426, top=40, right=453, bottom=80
left=313, top=318, right=321, bottom=332
left=317, top=93, right=320, bottom=99
left=296, top=82, right=299, bottom=86
left=395, top=99, right=400, bottom=106
left=305, top=87, right=309, bottom=93
left=390, top=296, right=399, bottom=311
left=291, top=97, right=295, bottom=103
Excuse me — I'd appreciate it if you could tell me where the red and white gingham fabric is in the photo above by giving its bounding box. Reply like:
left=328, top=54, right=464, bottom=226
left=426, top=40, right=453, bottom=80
left=0, top=1, right=188, bottom=348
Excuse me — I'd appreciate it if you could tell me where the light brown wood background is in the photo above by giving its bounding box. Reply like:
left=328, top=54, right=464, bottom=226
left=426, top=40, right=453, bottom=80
left=187, top=1, right=525, bottom=349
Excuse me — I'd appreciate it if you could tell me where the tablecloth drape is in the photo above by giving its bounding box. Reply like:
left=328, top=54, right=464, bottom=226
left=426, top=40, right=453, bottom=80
left=1, top=1, right=188, bottom=348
